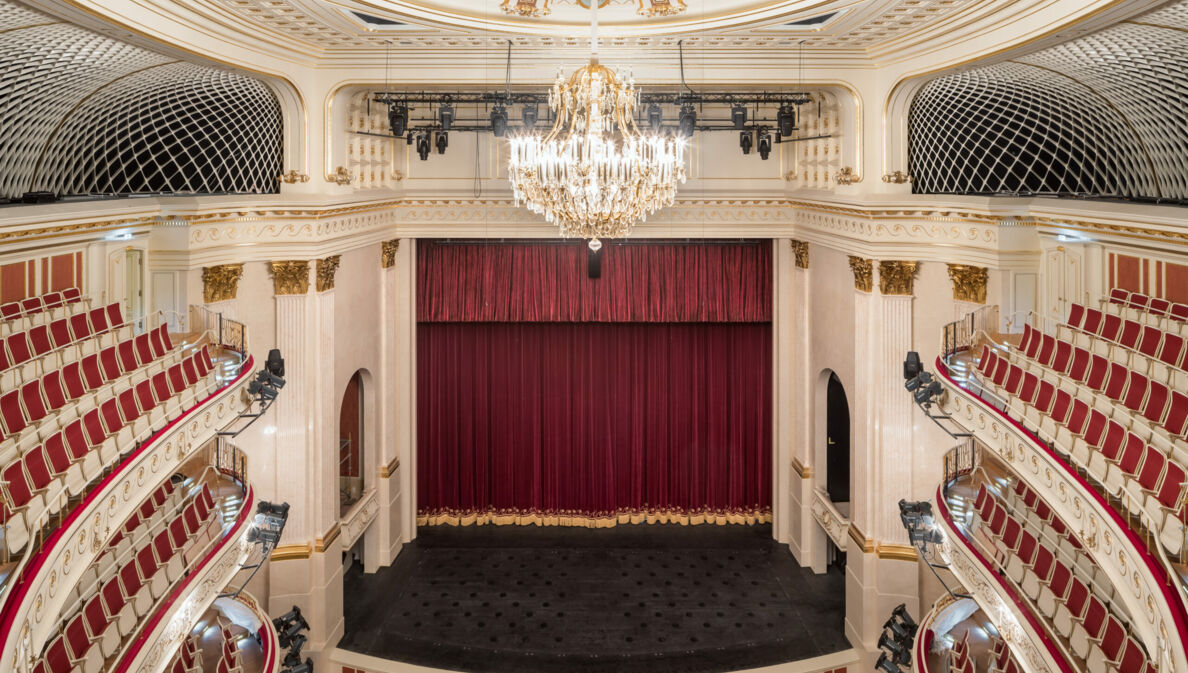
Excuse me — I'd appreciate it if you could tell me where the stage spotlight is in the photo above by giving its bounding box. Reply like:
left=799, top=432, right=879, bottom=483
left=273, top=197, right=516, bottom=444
left=891, top=604, right=918, bottom=633
left=388, top=105, right=408, bottom=138
left=913, top=380, right=944, bottom=407
left=286, top=634, right=307, bottom=656
left=438, top=103, right=454, bottom=131
left=415, top=133, right=431, bottom=161
left=757, top=127, right=772, bottom=160
left=275, top=606, right=303, bottom=625
left=522, top=104, right=538, bottom=129
left=875, top=653, right=903, bottom=673
left=878, top=632, right=910, bottom=665
left=678, top=103, right=696, bottom=137
left=491, top=104, right=509, bottom=137
left=256, top=370, right=286, bottom=390
left=247, top=501, right=289, bottom=555
left=778, top=103, right=796, bottom=137
left=904, top=371, right=932, bottom=392
left=248, top=379, right=278, bottom=401
left=647, top=103, right=663, bottom=132
left=435, top=131, right=449, bottom=155
left=286, top=660, right=313, bottom=673
left=739, top=131, right=753, bottom=155
left=266, top=349, right=285, bottom=378
left=731, top=104, right=747, bottom=130
left=903, top=351, right=922, bottom=380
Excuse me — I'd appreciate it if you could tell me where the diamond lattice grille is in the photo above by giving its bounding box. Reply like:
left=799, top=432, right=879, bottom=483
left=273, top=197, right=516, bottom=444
left=0, top=0, right=281, bottom=199
left=909, top=1, right=1188, bottom=205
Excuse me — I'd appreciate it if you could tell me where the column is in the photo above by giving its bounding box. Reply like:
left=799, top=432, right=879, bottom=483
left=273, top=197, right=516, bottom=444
left=785, top=240, right=815, bottom=565
left=368, top=240, right=404, bottom=570
left=772, top=238, right=795, bottom=546
left=394, top=239, right=418, bottom=542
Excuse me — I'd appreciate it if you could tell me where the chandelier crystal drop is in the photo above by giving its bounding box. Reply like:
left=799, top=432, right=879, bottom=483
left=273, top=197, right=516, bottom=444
left=507, top=1, right=687, bottom=245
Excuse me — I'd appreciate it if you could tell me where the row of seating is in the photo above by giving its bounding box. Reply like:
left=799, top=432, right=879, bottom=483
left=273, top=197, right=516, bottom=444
left=32, top=484, right=222, bottom=673
left=1, top=346, right=218, bottom=553
left=977, top=345, right=1188, bottom=553
left=1108, top=289, right=1188, bottom=327
left=1, top=301, right=127, bottom=380
left=949, top=632, right=1019, bottom=673
left=1065, top=304, right=1188, bottom=384
left=168, top=621, right=247, bottom=673
left=972, top=485, right=1154, bottom=673
left=0, top=288, right=84, bottom=325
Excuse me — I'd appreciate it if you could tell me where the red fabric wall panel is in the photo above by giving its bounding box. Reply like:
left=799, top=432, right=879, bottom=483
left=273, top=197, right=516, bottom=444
left=417, top=322, right=772, bottom=523
left=50, top=254, right=74, bottom=292
left=1, top=262, right=25, bottom=303
left=418, top=240, right=772, bottom=323
left=1167, top=262, right=1188, bottom=304
left=1115, top=254, right=1141, bottom=293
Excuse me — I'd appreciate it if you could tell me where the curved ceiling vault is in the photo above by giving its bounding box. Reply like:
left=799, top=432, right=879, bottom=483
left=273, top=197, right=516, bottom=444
left=908, top=0, right=1188, bottom=206
left=0, top=0, right=282, bottom=201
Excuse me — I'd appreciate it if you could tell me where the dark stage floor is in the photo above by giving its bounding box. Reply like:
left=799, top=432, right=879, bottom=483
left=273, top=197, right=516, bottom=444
left=339, top=524, right=849, bottom=673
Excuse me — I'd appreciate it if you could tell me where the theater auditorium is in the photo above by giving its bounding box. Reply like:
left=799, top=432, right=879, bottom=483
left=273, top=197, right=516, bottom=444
left=0, top=1, right=1186, bottom=673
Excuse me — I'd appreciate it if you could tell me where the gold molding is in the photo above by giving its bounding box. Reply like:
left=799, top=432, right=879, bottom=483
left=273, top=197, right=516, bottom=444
left=380, top=456, right=401, bottom=479
left=381, top=239, right=400, bottom=269
left=327, top=166, right=353, bottom=185
left=878, top=260, right=918, bottom=296
left=270, top=543, right=311, bottom=561
left=881, top=171, right=912, bottom=184
left=848, top=523, right=875, bottom=554
left=834, top=166, right=862, bottom=185
left=789, top=239, right=809, bottom=269
left=315, top=255, right=341, bottom=292
left=791, top=457, right=811, bottom=479
left=947, top=264, right=988, bottom=304
left=278, top=170, right=310, bottom=184
left=201, top=263, right=243, bottom=303
left=876, top=543, right=919, bottom=562
left=270, top=260, right=309, bottom=295
left=314, top=523, right=340, bottom=553
left=848, top=256, right=873, bottom=293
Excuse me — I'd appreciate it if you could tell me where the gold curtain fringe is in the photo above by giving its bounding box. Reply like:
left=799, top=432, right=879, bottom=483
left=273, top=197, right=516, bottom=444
left=418, top=507, right=773, bottom=528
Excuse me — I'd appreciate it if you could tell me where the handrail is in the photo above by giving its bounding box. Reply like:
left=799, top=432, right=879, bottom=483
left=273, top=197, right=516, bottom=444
left=189, top=305, right=248, bottom=355
left=1, top=307, right=163, bottom=383
left=942, top=438, right=979, bottom=486
left=941, top=304, right=1000, bottom=359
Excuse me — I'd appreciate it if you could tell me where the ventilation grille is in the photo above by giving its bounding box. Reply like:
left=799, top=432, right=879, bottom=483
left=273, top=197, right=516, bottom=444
left=0, top=1, right=281, bottom=199
left=909, top=2, right=1188, bottom=205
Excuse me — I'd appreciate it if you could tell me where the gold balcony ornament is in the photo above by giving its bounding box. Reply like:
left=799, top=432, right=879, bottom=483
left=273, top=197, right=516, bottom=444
left=202, top=264, right=244, bottom=303
left=947, top=264, right=988, bottom=304
left=638, top=0, right=686, bottom=17
left=327, top=166, right=354, bottom=185
left=507, top=0, right=687, bottom=250
left=835, top=166, right=862, bottom=185
left=277, top=170, right=310, bottom=184
left=878, top=260, right=919, bottom=296
left=848, top=256, right=872, bottom=293
left=881, top=170, right=912, bottom=184
left=501, top=0, right=550, bottom=17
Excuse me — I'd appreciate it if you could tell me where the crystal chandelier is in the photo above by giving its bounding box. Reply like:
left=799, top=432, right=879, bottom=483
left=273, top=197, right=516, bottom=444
left=507, top=1, right=687, bottom=248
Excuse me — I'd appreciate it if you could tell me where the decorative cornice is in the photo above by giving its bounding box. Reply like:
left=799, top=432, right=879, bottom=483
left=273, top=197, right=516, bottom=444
left=270, top=260, right=309, bottom=295
left=381, top=239, right=400, bottom=269
left=848, top=523, right=875, bottom=554
left=314, top=522, right=340, bottom=553
left=315, top=254, right=341, bottom=292
left=270, top=543, right=312, bottom=561
left=848, top=256, right=873, bottom=292
left=878, top=260, right=918, bottom=296
left=875, top=543, right=919, bottom=562
left=791, top=457, right=811, bottom=479
left=789, top=239, right=809, bottom=269
left=201, top=263, right=243, bottom=303
left=948, top=264, right=989, bottom=303
left=380, top=455, right=400, bottom=479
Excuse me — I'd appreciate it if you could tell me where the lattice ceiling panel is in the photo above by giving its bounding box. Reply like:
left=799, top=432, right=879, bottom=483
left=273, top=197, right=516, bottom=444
left=909, top=0, right=1188, bottom=205
left=0, top=0, right=282, bottom=199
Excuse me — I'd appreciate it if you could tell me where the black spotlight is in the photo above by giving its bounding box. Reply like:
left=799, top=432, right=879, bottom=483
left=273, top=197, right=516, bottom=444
left=757, top=127, right=772, bottom=160
left=522, top=104, right=538, bottom=129
left=491, top=104, right=509, bottom=137
left=903, top=351, right=922, bottom=380
left=435, top=131, right=449, bottom=155
left=731, top=104, right=747, bottom=130
left=739, top=130, right=753, bottom=155
left=647, top=103, right=663, bottom=132
left=678, top=103, right=696, bottom=137
left=904, top=371, right=932, bottom=392
left=266, top=348, right=285, bottom=378
left=415, top=133, right=431, bottom=161
left=875, top=653, right=902, bottom=673
left=388, top=105, right=408, bottom=137
left=777, top=103, right=796, bottom=137
left=438, top=103, right=454, bottom=131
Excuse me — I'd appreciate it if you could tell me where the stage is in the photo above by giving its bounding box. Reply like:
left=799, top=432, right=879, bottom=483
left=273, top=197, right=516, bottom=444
left=339, top=524, right=849, bottom=673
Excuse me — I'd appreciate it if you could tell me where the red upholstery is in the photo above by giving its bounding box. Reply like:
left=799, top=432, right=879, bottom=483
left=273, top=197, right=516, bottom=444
left=1083, top=309, right=1104, bottom=334
left=48, top=319, right=72, bottom=349
left=1142, top=381, right=1169, bottom=424
left=1067, top=304, right=1086, bottom=329
left=1138, top=326, right=1162, bottom=357
left=1121, top=372, right=1148, bottom=411
left=133, top=334, right=154, bottom=364
left=1100, top=313, right=1122, bottom=341
left=1119, top=320, right=1142, bottom=349
left=1103, top=362, right=1129, bottom=399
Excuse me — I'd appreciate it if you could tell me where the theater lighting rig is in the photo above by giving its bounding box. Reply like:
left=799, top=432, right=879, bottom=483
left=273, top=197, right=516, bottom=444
left=219, top=348, right=286, bottom=438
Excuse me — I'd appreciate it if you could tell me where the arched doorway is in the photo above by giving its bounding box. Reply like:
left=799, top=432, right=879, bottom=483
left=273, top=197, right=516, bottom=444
left=339, top=370, right=365, bottom=516
left=825, top=372, right=850, bottom=506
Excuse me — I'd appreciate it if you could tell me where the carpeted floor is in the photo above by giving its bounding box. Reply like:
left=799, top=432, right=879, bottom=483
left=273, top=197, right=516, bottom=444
left=339, top=524, right=849, bottom=673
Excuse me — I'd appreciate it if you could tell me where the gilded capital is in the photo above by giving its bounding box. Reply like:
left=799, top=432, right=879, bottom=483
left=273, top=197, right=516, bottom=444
left=789, top=240, right=809, bottom=269
left=270, top=261, right=310, bottom=296
left=381, top=239, right=400, bottom=269
left=201, top=264, right=243, bottom=304
left=316, top=255, right=341, bottom=292
left=878, top=261, right=919, bottom=296
left=948, top=264, right=989, bottom=304
left=848, top=256, right=872, bottom=293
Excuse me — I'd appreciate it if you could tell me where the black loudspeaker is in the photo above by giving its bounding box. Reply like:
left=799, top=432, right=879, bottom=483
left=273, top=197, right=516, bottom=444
left=21, top=191, right=57, bottom=204
left=587, top=246, right=602, bottom=279
left=903, top=351, right=921, bottom=380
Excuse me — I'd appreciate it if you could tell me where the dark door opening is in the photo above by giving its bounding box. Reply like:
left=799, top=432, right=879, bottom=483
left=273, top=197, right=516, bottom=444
left=825, top=372, right=850, bottom=505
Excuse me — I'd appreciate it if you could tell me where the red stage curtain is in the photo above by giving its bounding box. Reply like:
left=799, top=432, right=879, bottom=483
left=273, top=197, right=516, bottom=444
left=417, top=241, right=772, bottom=323
left=417, top=322, right=772, bottom=526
